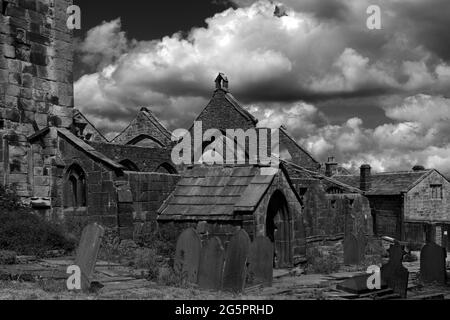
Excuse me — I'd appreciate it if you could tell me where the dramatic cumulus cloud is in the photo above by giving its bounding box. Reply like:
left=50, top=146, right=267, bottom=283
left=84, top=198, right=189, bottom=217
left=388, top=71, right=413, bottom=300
left=256, top=94, right=450, bottom=174
left=74, top=0, right=450, bottom=174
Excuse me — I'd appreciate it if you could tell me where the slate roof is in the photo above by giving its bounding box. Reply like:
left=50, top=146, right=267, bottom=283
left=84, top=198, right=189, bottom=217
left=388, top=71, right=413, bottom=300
left=158, top=165, right=280, bottom=221
left=333, top=170, right=434, bottom=195
left=29, top=127, right=125, bottom=172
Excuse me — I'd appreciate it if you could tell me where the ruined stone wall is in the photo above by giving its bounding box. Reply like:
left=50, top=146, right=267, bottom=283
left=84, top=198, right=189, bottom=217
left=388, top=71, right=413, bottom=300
left=91, top=142, right=177, bottom=173
left=405, top=171, right=450, bottom=223
left=0, top=0, right=74, bottom=201
left=111, top=110, right=172, bottom=146
left=292, top=178, right=372, bottom=239
left=125, top=172, right=181, bottom=236
left=192, top=89, right=256, bottom=134
left=55, top=134, right=123, bottom=229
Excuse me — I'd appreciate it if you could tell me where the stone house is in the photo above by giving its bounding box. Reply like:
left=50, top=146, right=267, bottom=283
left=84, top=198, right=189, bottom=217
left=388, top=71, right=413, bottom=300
left=334, top=166, right=450, bottom=249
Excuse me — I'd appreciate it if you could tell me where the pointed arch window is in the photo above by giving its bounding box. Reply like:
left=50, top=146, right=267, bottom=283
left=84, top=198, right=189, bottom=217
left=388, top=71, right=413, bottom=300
left=65, top=164, right=87, bottom=207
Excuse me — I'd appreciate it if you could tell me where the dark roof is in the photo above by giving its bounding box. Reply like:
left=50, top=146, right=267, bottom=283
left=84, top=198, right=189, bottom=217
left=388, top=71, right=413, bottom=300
left=333, top=170, right=434, bottom=195
left=57, top=128, right=125, bottom=172
left=158, top=165, right=279, bottom=221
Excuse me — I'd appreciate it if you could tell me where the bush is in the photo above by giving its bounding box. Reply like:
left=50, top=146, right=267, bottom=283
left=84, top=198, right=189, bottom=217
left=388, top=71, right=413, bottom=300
left=134, top=248, right=159, bottom=280
left=0, top=185, right=76, bottom=256
left=0, top=250, right=17, bottom=265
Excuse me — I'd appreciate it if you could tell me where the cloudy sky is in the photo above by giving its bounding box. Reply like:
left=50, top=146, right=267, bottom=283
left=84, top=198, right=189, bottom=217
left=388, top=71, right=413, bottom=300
left=73, top=0, right=450, bottom=175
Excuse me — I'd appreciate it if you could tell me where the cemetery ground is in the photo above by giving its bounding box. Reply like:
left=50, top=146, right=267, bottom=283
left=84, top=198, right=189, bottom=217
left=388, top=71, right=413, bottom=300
left=1, top=243, right=450, bottom=300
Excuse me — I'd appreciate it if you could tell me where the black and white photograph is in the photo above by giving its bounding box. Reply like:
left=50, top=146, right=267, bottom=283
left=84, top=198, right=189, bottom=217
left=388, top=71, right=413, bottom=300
left=0, top=0, right=449, bottom=307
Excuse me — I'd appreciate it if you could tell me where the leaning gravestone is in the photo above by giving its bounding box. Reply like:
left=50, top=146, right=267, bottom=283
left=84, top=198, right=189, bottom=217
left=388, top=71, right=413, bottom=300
left=381, top=243, right=409, bottom=298
left=344, top=234, right=360, bottom=265
left=420, top=242, right=447, bottom=285
left=223, top=229, right=251, bottom=293
left=198, top=237, right=225, bottom=291
left=75, top=223, right=105, bottom=291
left=248, top=236, right=274, bottom=287
left=174, top=228, right=202, bottom=284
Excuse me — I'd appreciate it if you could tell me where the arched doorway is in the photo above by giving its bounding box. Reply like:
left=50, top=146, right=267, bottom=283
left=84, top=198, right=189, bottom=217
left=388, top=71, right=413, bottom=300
left=266, top=190, right=292, bottom=269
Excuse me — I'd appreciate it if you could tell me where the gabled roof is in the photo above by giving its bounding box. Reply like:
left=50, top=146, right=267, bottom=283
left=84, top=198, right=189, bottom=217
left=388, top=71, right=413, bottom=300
left=29, top=127, right=125, bottom=172
left=333, top=170, right=436, bottom=195
left=111, top=107, right=172, bottom=145
left=189, top=88, right=258, bottom=132
left=73, top=109, right=108, bottom=142
left=158, top=165, right=293, bottom=221
left=139, top=107, right=172, bottom=140
left=279, top=126, right=320, bottom=167
left=224, top=92, right=258, bottom=125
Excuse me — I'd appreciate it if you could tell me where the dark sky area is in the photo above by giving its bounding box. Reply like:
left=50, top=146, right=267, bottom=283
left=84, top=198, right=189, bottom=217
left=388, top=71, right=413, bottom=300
left=73, top=0, right=231, bottom=41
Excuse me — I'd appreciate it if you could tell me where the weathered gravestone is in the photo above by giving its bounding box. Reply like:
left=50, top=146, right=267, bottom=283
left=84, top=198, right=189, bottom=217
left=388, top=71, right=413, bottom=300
left=344, top=234, right=359, bottom=265
left=381, top=243, right=409, bottom=298
left=223, top=229, right=251, bottom=293
left=174, top=228, right=202, bottom=284
left=420, top=242, right=447, bottom=285
left=357, top=233, right=367, bottom=262
left=75, top=223, right=105, bottom=291
left=198, top=237, right=225, bottom=291
left=337, top=273, right=387, bottom=294
left=248, top=236, right=274, bottom=287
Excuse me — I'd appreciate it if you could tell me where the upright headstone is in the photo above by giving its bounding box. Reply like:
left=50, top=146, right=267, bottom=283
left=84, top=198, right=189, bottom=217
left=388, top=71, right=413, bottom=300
left=381, top=243, right=409, bottom=298
left=75, top=223, right=105, bottom=291
left=357, top=233, right=367, bottom=263
left=420, top=242, right=447, bottom=285
left=198, top=237, right=225, bottom=291
left=223, top=229, right=251, bottom=293
left=248, top=236, right=274, bottom=287
left=174, top=228, right=202, bottom=284
left=344, top=234, right=360, bottom=265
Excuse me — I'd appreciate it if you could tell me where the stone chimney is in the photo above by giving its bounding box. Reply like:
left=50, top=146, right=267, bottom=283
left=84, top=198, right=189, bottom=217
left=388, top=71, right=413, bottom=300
left=215, top=73, right=229, bottom=91
left=360, top=164, right=372, bottom=191
left=325, top=156, right=338, bottom=177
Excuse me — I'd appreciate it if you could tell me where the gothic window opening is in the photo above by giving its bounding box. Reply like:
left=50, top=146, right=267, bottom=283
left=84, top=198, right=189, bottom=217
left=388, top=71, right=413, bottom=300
left=65, top=164, right=87, bottom=208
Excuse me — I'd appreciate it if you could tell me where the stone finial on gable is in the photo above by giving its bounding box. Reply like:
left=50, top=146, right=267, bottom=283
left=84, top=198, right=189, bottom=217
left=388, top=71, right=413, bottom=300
left=215, top=73, right=229, bottom=91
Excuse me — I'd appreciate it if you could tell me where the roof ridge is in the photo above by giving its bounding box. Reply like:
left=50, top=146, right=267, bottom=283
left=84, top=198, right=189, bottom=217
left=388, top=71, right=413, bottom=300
left=224, top=92, right=258, bottom=125
left=279, top=127, right=319, bottom=165
left=140, top=107, right=172, bottom=139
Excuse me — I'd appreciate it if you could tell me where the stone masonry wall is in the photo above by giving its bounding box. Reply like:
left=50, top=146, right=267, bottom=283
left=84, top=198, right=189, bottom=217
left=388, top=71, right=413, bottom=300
left=0, top=0, right=74, bottom=202
left=125, top=172, right=181, bottom=236
left=91, top=142, right=177, bottom=173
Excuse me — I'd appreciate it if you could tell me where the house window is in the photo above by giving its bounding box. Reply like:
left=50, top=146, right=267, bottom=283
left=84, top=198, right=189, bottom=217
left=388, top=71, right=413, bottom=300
left=66, top=164, right=87, bottom=207
left=431, top=184, right=443, bottom=200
